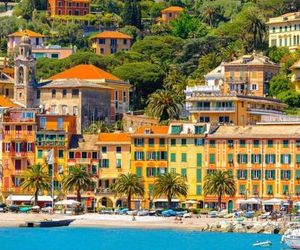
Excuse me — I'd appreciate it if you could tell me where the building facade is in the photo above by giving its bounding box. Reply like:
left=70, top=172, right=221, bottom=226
left=157, top=6, right=184, bottom=24
left=47, top=0, right=90, bottom=16
left=91, top=31, right=132, bottom=56
left=267, top=12, right=300, bottom=51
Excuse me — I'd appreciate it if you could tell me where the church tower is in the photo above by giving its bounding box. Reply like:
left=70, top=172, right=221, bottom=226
left=14, top=33, right=36, bottom=108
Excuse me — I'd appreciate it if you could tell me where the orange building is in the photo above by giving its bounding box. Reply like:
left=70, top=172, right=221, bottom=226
left=130, top=126, right=169, bottom=209
left=48, top=64, right=131, bottom=121
left=2, top=108, right=37, bottom=196
left=48, top=0, right=90, bottom=17
left=157, top=6, right=184, bottom=24
left=91, top=31, right=132, bottom=56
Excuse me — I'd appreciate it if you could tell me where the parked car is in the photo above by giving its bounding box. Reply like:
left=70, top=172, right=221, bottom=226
left=161, top=209, right=177, bottom=217
left=115, top=208, right=129, bottom=215
left=99, top=208, right=114, bottom=215
left=0, top=203, right=7, bottom=213
left=208, top=211, right=218, bottom=218
left=8, top=205, right=19, bottom=213
left=137, top=210, right=149, bottom=216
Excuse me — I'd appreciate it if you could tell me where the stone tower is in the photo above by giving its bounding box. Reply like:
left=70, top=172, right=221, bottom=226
left=14, top=33, right=36, bottom=108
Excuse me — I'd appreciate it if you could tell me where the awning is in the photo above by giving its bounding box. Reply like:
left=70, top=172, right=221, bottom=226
left=183, top=200, right=199, bottom=204
left=6, top=195, right=55, bottom=202
left=55, top=199, right=80, bottom=206
left=262, top=198, right=288, bottom=206
left=153, top=199, right=180, bottom=202
left=237, top=198, right=261, bottom=205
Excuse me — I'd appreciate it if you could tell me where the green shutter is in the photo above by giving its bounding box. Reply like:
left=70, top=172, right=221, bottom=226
left=153, top=168, right=157, bottom=176
left=271, top=170, right=275, bottom=180
left=37, top=150, right=43, bottom=158
left=296, top=155, right=300, bottom=164
left=267, top=185, right=273, bottom=194
left=181, top=168, right=187, bottom=177
left=272, top=154, right=276, bottom=163
left=237, top=154, right=241, bottom=164
left=136, top=167, right=142, bottom=178
left=141, top=152, right=145, bottom=160
left=196, top=185, right=202, bottom=195
left=182, top=153, right=187, bottom=162
left=258, top=170, right=261, bottom=179
left=296, top=185, right=300, bottom=195
left=296, top=170, right=300, bottom=179
left=196, top=169, right=201, bottom=182
left=197, top=153, right=202, bottom=167
left=258, top=155, right=262, bottom=164
left=288, top=154, right=291, bottom=164
left=251, top=154, right=254, bottom=164
left=228, top=153, right=233, bottom=163
left=171, top=153, right=176, bottom=162
left=281, top=170, right=284, bottom=180
left=149, top=184, right=153, bottom=196
left=280, top=155, right=284, bottom=164
left=237, top=170, right=240, bottom=179
left=244, top=154, right=248, bottom=163
left=209, top=154, right=215, bottom=164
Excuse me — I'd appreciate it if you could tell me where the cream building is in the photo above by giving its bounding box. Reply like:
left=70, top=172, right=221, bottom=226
left=267, top=12, right=300, bottom=51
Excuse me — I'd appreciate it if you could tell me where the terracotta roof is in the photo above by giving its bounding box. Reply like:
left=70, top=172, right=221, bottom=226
left=91, top=31, right=132, bottom=40
left=0, top=95, right=19, bottom=108
left=135, top=126, right=169, bottom=135
left=98, top=133, right=131, bottom=143
left=8, top=29, right=45, bottom=38
left=208, top=125, right=300, bottom=139
left=49, top=64, right=121, bottom=81
left=161, top=6, right=184, bottom=13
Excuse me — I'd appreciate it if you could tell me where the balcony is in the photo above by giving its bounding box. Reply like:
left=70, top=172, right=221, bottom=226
left=247, top=108, right=283, bottom=116
left=226, top=77, right=249, bottom=84
left=9, top=151, right=26, bottom=158
left=187, top=106, right=235, bottom=112
left=95, top=188, right=113, bottom=195
left=36, top=140, right=66, bottom=147
left=185, top=85, right=220, bottom=95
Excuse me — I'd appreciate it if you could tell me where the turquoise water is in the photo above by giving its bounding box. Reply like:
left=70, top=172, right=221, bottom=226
left=0, top=228, right=285, bottom=250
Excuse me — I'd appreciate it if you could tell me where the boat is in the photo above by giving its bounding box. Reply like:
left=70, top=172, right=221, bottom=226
left=282, top=229, right=300, bottom=249
left=20, top=219, right=74, bottom=228
left=253, top=241, right=272, bottom=248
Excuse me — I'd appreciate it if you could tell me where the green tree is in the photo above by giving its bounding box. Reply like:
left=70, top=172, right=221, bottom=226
left=277, top=90, right=300, bottom=108
left=21, top=164, right=50, bottom=205
left=153, top=172, right=188, bottom=209
left=269, top=73, right=291, bottom=97
left=266, top=46, right=291, bottom=63
left=62, top=166, right=93, bottom=202
left=146, top=89, right=182, bottom=122
left=111, top=173, right=144, bottom=210
left=203, top=170, right=236, bottom=210
left=122, top=0, right=142, bottom=29
left=84, top=121, right=112, bottom=134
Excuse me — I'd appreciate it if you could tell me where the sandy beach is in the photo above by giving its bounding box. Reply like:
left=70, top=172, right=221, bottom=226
left=0, top=213, right=232, bottom=230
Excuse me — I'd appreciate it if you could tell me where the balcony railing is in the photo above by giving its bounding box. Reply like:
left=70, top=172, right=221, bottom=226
left=95, top=188, right=113, bottom=195
left=248, top=108, right=283, bottom=115
left=226, top=77, right=249, bottom=83
left=9, top=152, right=26, bottom=158
left=187, top=106, right=235, bottom=112
left=36, top=140, right=66, bottom=147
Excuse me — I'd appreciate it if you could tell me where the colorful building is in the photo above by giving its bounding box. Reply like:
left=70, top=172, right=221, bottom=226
left=167, top=123, right=207, bottom=208
left=47, top=0, right=90, bottom=17
left=91, top=31, right=132, bottom=56
left=35, top=114, right=77, bottom=194
left=1, top=108, right=37, bottom=197
left=206, top=124, right=300, bottom=210
left=96, top=133, right=131, bottom=208
left=157, top=6, right=184, bottom=24
left=267, top=12, right=300, bottom=51
left=291, top=59, right=300, bottom=92
left=130, top=126, right=169, bottom=209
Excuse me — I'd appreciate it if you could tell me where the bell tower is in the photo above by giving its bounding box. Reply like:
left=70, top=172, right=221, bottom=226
left=14, top=33, right=36, bottom=108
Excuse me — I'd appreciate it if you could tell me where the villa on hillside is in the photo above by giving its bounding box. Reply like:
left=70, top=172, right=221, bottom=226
left=47, top=0, right=90, bottom=17
left=157, top=6, right=184, bottom=24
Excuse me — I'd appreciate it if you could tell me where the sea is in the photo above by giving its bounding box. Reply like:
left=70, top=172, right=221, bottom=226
left=0, top=227, right=286, bottom=250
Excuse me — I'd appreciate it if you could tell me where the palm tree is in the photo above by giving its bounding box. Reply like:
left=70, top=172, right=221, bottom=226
left=111, top=173, right=144, bottom=210
left=203, top=170, right=236, bottom=211
left=21, top=164, right=50, bottom=205
left=201, top=5, right=216, bottom=27
left=153, top=173, right=188, bottom=209
left=146, top=89, right=182, bottom=122
left=62, top=166, right=93, bottom=202
left=84, top=121, right=111, bottom=134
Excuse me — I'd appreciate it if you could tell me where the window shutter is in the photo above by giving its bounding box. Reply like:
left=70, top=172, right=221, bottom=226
left=251, top=154, right=254, bottom=164
left=272, top=154, right=276, bottom=163
left=237, top=170, right=240, bottom=179
left=237, top=154, right=241, bottom=163
left=196, top=185, right=202, bottom=195
left=258, top=155, right=262, bottom=164
left=288, top=154, right=291, bottom=164
left=228, top=153, right=233, bottom=163
left=196, top=169, right=201, bottom=182
left=271, top=170, right=275, bottom=179
left=288, top=170, right=291, bottom=179
left=296, top=170, right=300, bottom=178
left=245, top=155, right=248, bottom=163
left=296, top=154, right=300, bottom=163
left=153, top=168, right=157, bottom=176
left=136, top=167, right=142, bottom=178
left=281, top=170, right=283, bottom=180
left=197, top=153, right=202, bottom=167
left=245, top=170, right=248, bottom=179
left=280, top=155, right=284, bottom=164
left=141, top=152, right=144, bottom=160
left=258, top=170, right=261, bottom=179
left=265, top=155, right=268, bottom=164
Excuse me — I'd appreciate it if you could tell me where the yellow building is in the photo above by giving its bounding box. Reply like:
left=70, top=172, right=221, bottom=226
left=95, top=133, right=131, bottom=208
left=291, top=59, right=300, bottom=92
left=267, top=12, right=300, bottom=51
left=167, top=123, right=207, bottom=208
left=206, top=124, right=300, bottom=210
left=35, top=114, right=77, bottom=194
left=130, top=126, right=169, bottom=209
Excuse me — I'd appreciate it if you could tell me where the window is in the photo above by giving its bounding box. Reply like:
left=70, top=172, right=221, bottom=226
left=73, top=106, right=78, bottom=116
left=4, top=143, right=10, bottom=152
left=52, top=89, right=56, bottom=98
left=147, top=152, right=156, bottom=160
left=92, top=152, right=98, bottom=159
left=237, top=154, right=248, bottom=164
left=265, top=154, right=276, bottom=164
left=296, top=140, right=300, bottom=147
left=58, top=1, right=62, bottom=6
left=148, top=138, right=154, bottom=147
left=181, top=138, right=187, bottom=146
left=209, top=140, right=216, bottom=148
left=251, top=170, right=261, bottom=180
left=62, top=105, right=67, bottom=115
left=237, top=170, right=247, bottom=180
left=283, top=185, right=289, bottom=195
left=195, top=125, right=205, bottom=134
left=99, top=159, right=109, bottom=168
left=196, top=169, right=201, bottom=182
left=159, top=138, right=165, bottom=146
left=101, top=147, right=107, bottom=153
left=57, top=117, right=63, bottom=130
left=219, top=116, right=229, bottom=123
left=68, top=10, right=72, bottom=15
left=36, top=90, right=40, bottom=99
left=63, top=89, right=67, bottom=97
left=267, top=140, right=273, bottom=147
left=136, top=167, right=142, bottom=178
left=171, top=139, right=176, bottom=146
left=181, top=153, right=187, bottom=162
left=281, top=154, right=291, bottom=164
left=58, top=150, right=64, bottom=158
left=72, top=89, right=79, bottom=97
left=253, top=140, right=259, bottom=147
left=171, top=125, right=181, bottom=134
left=209, top=154, right=215, bottom=164
left=251, top=154, right=262, bottom=164
left=239, top=184, right=245, bottom=195
left=134, top=138, right=144, bottom=147
left=251, top=84, right=257, bottom=90
left=40, top=117, right=46, bottom=129
left=196, top=185, right=202, bottom=195
left=196, top=153, right=202, bottom=167
left=26, top=143, right=32, bottom=152
left=253, top=185, right=259, bottom=195
left=281, top=170, right=291, bottom=180
left=123, top=91, right=126, bottom=102
left=228, top=153, right=233, bottom=164
left=157, top=151, right=167, bottom=160
left=240, top=140, right=246, bottom=147
left=134, top=151, right=144, bottom=160
left=68, top=152, right=74, bottom=159
left=99, top=39, right=105, bottom=44
left=116, top=159, right=122, bottom=168
left=267, top=185, right=273, bottom=195
left=50, top=105, right=56, bottom=114
left=283, top=140, right=289, bottom=148
left=199, top=116, right=210, bottom=122
left=265, top=170, right=275, bottom=180
left=4, top=125, right=10, bottom=134
left=116, top=146, right=121, bottom=153
left=171, top=153, right=176, bottom=162
left=227, top=140, right=234, bottom=147
left=146, top=167, right=157, bottom=177
left=124, top=39, right=127, bottom=45
left=38, top=150, right=43, bottom=159
left=27, top=125, right=32, bottom=134
left=194, top=138, right=204, bottom=146
left=181, top=168, right=187, bottom=177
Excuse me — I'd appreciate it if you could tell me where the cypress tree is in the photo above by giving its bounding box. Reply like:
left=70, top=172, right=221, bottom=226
left=122, top=0, right=142, bottom=29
